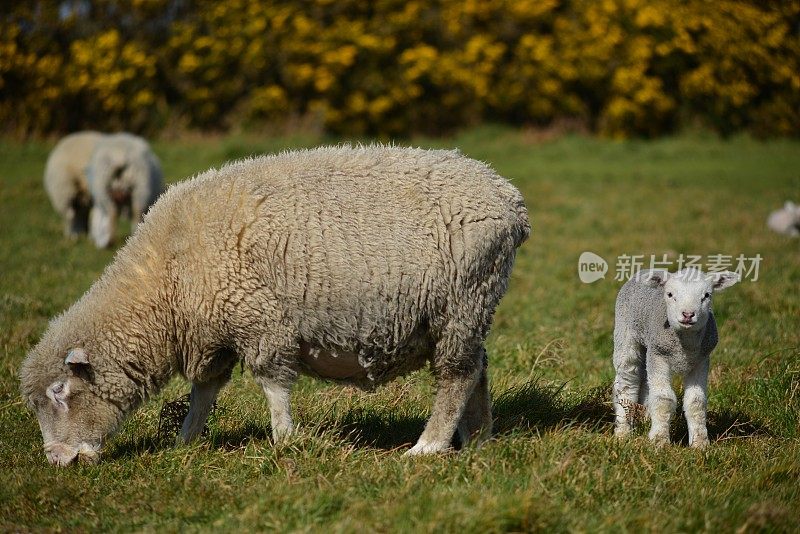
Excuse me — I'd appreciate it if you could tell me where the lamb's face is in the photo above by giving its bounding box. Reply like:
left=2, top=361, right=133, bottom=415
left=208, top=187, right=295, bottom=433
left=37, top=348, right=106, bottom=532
left=21, top=348, right=118, bottom=466
left=641, top=268, right=740, bottom=332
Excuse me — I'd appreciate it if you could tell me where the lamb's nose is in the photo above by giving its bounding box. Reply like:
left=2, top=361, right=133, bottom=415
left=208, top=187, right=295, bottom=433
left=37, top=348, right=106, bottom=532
left=682, top=311, right=695, bottom=320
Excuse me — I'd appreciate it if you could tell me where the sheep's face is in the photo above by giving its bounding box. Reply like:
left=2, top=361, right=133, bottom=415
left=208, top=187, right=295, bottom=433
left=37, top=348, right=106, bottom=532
left=641, top=269, right=740, bottom=331
left=21, top=348, right=119, bottom=466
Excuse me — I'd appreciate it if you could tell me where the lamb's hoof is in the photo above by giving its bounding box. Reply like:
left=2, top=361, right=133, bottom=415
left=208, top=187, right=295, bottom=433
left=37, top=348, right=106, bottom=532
left=614, top=425, right=632, bottom=438
left=649, top=431, right=671, bottom=447
left=404, top=440, right=448, bottom=456
left=690, top=436, right=710, bottom=449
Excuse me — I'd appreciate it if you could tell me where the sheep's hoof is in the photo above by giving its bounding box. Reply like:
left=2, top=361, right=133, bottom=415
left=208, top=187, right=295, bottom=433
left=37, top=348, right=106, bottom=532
left=690, top=436, right=710, bottom=449
left=614, top=424, right=632, bottom=438
left=404, top=440, right=448, bottom=456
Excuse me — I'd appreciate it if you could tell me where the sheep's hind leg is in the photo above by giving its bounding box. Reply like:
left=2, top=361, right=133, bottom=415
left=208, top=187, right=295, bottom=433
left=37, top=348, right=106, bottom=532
left=248, top=333, right=301, bottom=444
left=180, top=371, right=232, bottom=443
left=456, top=347, right=492, bottom=448
left=254, top=376, right=296, bottom=443
left=406, top=324, right=482, bottom=456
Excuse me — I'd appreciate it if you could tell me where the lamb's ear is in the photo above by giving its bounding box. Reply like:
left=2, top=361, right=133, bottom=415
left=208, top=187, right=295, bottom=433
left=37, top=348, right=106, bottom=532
left=46, top=381, right=71, bottom=412
left=65, top=348, right=89, bottom=366
left=707, top=271, right=741, bottom=291
left=637, top=269, right=670, bottom=287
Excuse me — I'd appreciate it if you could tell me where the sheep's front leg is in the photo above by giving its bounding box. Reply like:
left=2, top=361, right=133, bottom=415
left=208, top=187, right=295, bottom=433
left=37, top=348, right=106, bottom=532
left=180, top=373, right=231, bottom=443
left=613, top=337, right=644, bottom=436
left=255, top=376, right=295, bottom=443
left=684, top=358, right=710, bottom=449
left=89, top=203, right=117, bottom=248
left=130, top=187, right=151, bottom=234
left=646, top=350, right=676, bottom=446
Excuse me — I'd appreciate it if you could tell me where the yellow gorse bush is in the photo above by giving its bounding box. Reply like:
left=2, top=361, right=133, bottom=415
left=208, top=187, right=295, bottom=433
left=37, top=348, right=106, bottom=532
left=1, top=0, right=798, bottom=137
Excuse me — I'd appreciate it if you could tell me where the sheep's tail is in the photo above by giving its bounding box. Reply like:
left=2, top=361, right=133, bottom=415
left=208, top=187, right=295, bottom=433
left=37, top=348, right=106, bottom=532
left=511, top=197, right=531, bottom=248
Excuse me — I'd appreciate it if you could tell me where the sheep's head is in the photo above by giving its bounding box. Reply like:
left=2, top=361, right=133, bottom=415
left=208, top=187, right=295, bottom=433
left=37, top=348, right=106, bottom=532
left=20, top=346, right=120, bottom=466
left=639, top=268, right=740, bottom=331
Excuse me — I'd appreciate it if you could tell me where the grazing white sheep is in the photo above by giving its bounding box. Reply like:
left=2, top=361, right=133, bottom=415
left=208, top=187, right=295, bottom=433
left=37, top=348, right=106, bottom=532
left=87, top=133, right=164, bottom=248
left=20, top=145, right=530, bottom=465
left=767, top=201, right=800, bottom=237
left=612, top=268, right=740, bottom=448
left=43, top=131, right=104, bottom=238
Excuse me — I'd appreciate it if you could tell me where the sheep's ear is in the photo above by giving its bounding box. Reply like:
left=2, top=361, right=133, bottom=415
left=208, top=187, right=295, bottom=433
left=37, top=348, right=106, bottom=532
left=65, top=348, right=89, bottom=366
left=46, top=381, right=71, bottom=412
left=65, top=348, right=94, bottom=382
left=707, top=271, right=741, bottom=291
left=785, top=200, right=797, bottom=211
left=637, top=269, right=670, bottom=287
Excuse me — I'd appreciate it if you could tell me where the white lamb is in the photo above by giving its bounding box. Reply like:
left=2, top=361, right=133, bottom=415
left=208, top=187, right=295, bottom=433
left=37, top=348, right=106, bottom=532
left=20, top=145, right=530, bottom=465
left=612, top=268, right=740, bottom=448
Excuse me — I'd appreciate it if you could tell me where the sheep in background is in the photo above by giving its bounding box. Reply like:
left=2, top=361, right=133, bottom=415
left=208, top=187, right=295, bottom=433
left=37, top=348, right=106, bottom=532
left=87, top=133, right=164, bottom=248
left=612, top=268, right=740, bottom=448
left=767, top=201, right=800, bottom=237
left=20, top=145, right=530, bottom=465
left=43, top=131, right=104, bottom=238
left=43, top=132, right=163, bottom=248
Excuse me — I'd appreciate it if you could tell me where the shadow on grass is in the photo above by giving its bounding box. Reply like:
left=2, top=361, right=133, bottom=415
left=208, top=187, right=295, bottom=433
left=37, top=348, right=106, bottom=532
left=329, top=380, right=616, bottom=451
left=108, top=379, right=773, bottom=459
left=330, top=408, right=426, bottom=450
left=671, top=404, right=772, bottom=445
left=492, top=380, right=772, bottom=444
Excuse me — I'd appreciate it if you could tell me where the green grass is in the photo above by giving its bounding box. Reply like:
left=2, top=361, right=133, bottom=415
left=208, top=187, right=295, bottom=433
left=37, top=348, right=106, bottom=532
left=1, top=127, right=798, bottom=532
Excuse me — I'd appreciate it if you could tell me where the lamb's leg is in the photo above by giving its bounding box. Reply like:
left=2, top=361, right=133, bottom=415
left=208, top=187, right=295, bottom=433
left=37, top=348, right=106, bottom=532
left=646, top=350, right=676, bottom=446
left=613, top=337, right=643, bottom=436
left=406, top=325, right=482, bottom=456
left=637, top=358, right=649, bottom=406
left=254, top=376, right=295, bottom=443
left=684, top=358, right=710, bottom=448
left=457, top=348, right=492, bottom=447
left=180, top=372, right=231, bottom=443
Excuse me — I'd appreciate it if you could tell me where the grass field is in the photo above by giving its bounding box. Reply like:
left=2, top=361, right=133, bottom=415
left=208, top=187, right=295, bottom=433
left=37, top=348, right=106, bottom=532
left=1, top=127, right=798, bottom=532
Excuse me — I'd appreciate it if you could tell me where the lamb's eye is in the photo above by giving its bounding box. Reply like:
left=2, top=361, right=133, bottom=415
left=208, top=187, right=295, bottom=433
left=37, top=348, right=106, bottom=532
left=667, top=292, right=673, bottom=298
left=704, top=292, right=710, bottom=299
